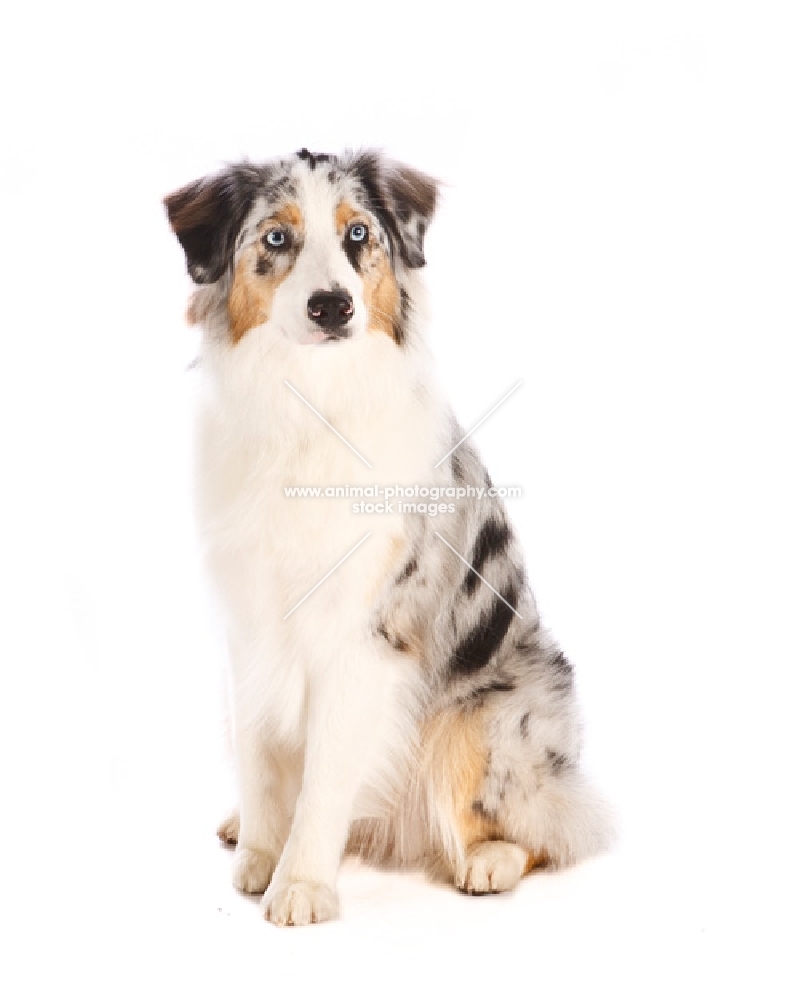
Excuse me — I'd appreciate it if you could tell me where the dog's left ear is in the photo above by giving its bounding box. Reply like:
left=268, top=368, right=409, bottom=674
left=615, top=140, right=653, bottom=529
left=164, top=166, right=259, bottom=284
left=383, top=162, right=439, bottom=268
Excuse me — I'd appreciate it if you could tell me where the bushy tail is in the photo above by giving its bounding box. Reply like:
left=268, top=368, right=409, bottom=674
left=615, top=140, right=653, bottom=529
left=502, top=771, right=616, bottom=869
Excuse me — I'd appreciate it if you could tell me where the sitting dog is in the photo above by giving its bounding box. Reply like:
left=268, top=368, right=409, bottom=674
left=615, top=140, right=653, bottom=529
left=164, top=148, right=612, bottom=926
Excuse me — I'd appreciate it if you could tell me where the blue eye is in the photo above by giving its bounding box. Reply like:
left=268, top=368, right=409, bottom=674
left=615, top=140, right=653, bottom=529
left=348, top=224, right=368, bottom=243
left=264, top=229, right=289, bottom=249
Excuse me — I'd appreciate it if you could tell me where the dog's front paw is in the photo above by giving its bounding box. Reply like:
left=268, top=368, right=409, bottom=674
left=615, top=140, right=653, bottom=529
left=232, top=846, right=276, bottom=894
left=261, top=880, right=339, bottom=927
left=455, top=841, right=528, bottom=895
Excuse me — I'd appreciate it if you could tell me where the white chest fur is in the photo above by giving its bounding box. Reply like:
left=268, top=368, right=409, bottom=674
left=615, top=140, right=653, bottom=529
left=194, top=326, right=444, bottom=697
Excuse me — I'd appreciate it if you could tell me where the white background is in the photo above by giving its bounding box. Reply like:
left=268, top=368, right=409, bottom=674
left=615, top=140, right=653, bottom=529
left=1, top=1, right=798, bottom=996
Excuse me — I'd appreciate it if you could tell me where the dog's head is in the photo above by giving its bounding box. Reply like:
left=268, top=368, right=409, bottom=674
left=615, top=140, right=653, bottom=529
left=164, top=149, right=438, bottom=348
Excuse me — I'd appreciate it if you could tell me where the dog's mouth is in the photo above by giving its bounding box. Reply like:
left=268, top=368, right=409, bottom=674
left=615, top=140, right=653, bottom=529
left=295, top=328, right=352, bottom=346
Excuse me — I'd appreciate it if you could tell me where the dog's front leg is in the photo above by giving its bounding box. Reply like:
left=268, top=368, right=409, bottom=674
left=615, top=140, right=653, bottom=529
left=261, top=649, right=399, bottom=926
left=228, top=641, right=301, bottom=896
left=230, top=726, right=298, bottom=895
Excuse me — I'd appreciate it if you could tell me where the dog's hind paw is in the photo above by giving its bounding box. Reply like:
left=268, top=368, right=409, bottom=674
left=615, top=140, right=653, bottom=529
left=455, top=841, right=529, bottom=895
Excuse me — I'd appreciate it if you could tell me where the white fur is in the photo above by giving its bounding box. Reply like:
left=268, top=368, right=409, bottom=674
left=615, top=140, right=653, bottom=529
left=195, top=170, right=447, bottom=925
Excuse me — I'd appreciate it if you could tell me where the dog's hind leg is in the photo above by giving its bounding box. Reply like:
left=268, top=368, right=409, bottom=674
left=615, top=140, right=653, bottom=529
left=418, top=700, right=611, bottom=892
left=416, top=705, right=532, bottom=888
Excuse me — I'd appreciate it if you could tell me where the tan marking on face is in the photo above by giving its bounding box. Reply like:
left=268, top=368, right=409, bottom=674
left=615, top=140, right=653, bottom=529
left=362, top=251, right=401, bottom=342
left=335, top=199, right=361, bottom=233
left=227, top=203, right=304, bottom=343
left=273, top=203, right=303, bottom=229
left=336, top=198, right=402, bottom=344
left=419, top=707, right=500, bottom=851
left=227, top=252, right=286, bottom=343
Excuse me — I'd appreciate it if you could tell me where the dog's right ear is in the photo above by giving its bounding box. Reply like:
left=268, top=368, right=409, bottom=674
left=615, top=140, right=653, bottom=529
left=164, top=167, right=260, bottom=284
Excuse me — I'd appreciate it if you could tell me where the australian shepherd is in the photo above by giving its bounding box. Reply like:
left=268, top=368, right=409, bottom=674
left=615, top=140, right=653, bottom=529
left=164, top=148, right=612, bottom=926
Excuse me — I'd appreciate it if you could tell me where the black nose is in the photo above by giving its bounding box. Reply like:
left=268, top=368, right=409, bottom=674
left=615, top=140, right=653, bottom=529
left=307, top=289, right=354, bottom=331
